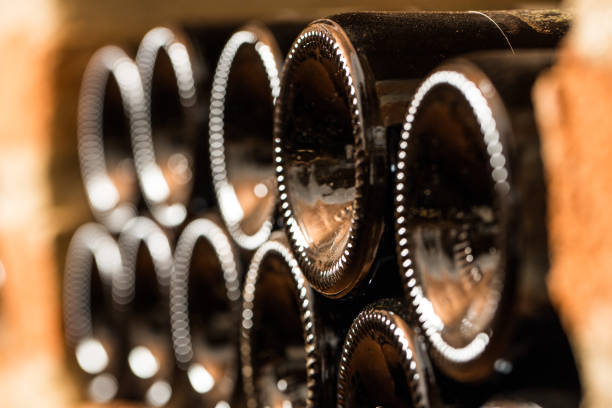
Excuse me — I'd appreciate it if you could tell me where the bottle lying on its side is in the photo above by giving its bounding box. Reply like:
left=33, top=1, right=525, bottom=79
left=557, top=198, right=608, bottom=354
left=241, top=231, right=344, bottom=407
left=181, top=22, right=241, bottom=215
left=169, top=215, right=242, bottom=407
left=113, top=216, right=175, bottom=406
left=133, top=27, right=201, bottom=230
left=205, top=21, right=307, bottom=251
left=393, top=50, right=581, bottom=392
left=273, top=10, right=570, bottom=299
left=63, top=223, right=123, bottom=403
left=77, top=47, right=145, bottom=233
left=336, top=299, right=581, bottom=408
left=336, top=299, right=441, bottom=408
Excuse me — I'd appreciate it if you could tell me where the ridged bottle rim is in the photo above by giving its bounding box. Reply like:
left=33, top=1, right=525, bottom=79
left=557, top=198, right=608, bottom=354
left=337, top=301, right=430, bottom=408
left=113, top=216, right=175, bottom=402
left=394, top=60, right=512, bottom=379
left=64, top=222, right=122, bottom=349
left=113, top=216, right=174, bottom=308
left=77, top=46, right=142, bottom=234
left=135, top=26, right=198, bottom=229
left=240, top=234, right=320, bottom=408
left=64, top=223, right=122, bottom=402
left=273, top=19, right=376, bottom=298
left=209, top=24, right=283, bottom=250
left=170, top=217, right=241, bottom=368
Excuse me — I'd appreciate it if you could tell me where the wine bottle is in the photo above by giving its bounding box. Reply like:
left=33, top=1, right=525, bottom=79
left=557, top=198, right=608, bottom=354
left=240, top=232, right=327, bottom=407
left=393, top=50, right=581, bottom=387
left=336, top=300, right=440, bottom=408
left=181, top=22, right=241, bottom=216
left=273, top=10, right=570, bottom=298
left=135, top=27, right=200, bottom=229
left=208, top=22, right=306, bottom=250
left=63, top=223, right=123, bottom=403
left=169, top=216, right=242, bottom=407
left=77, top=46, right=145, bottom=233
left=113, top=216, right=175, bottom=405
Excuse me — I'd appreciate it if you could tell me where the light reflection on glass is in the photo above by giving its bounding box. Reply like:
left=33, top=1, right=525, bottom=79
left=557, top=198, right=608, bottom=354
left=106, top=204, right=136, bottom=234
left=87, top=175, right=120, bottom=213
left=167, top=152, right=192, bottom=185
left=141, top=164, right=170, bottom=204
left=241, top=239, right=319, bottom=407
left=75, top=337, right=109, bottom=374
left=87, top=373, right=118, bottom=402
left=218, top=183, right=245, bottom=224
left=209, top=28, right=279, bottom=249
left=145, top=380, right=173, bottom=407
left=276, top=379, right=288, bottom=392
left=147, top=231, right=174, bottom=271
left=94, top=237, right=122, bottom=282
left=253, top=182, right=269, bottom=198
left=494, top=358, right=513, bottom=375
left=128, top=345, right=160, bottom=379
left=275, top=27, right=361, bottom=283
left=395, top=69, right=508, bottom=366
left=152, top=202, right=188, bottom=229
left=188, top=362, right=215, bottom=394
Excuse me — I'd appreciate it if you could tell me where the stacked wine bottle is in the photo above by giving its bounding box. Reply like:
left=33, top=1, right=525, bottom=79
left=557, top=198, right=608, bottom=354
left=64, top=10, right=582, bottom=408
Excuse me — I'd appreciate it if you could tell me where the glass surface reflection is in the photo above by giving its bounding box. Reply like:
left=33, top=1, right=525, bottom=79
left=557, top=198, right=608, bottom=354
left=76, top=338, right=110, bottom=375
left=64, top=224, right=123, bottom=400
left=283, top=50, right=356, bottom=272
left=337, top=306, right=432, bottom=408
left=170, top=218, right=241, bottom=406
left=101, top=77, right=138, bottom=214
left=210, top=27, right=280, bottom=249
left=115, top=217, right=174, bottom=400
left=136, top=27, right=197, bottom=228
left=78, top=48, right=141, bottom=232
left=402, top=83, right=503, bottom=349
left=146, top=49, right=194, bottom=209
left=186, top=238, right=237, bottom=400
left=252, top=254, right=309, bottom=408
left=241, top=239, right=319, bottom=408
left=223, top=39, right=276, bottom=235
left=188, top=363, right=215, bottom=394
left=128, top=345, right=159, bottom=379
left=145, top=380, right=173, bottom=406
left=87, top=373, right=119, bottom=402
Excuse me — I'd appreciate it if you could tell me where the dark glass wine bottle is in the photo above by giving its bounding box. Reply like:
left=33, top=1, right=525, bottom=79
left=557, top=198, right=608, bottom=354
left=134, top=27, right=200, bottom=230
left=113, top=216, right=175, bottom=405
left=240, top=232, right=327, bottom=407
left=336, top=300, right=440, bottom=408
left=63, top=223, right=124, bottom=403
left=393, top=50, right=581, bottom=388
left=169, top=216, right=242, bottom=407
left=273, top=10, right=570, bottom=298
left=207, top=22, right=306, bottom=250
left=77, top=46, right=145, bottom=233
left=335, top=300, right=552, bottom=408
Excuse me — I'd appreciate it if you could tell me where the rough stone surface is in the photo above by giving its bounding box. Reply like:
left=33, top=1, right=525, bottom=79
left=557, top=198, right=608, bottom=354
left=533, top=1, right=612, bottom=404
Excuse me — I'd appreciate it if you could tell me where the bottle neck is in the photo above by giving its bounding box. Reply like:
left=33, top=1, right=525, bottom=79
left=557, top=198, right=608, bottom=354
left=328, top=11, right=568, bottom=82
